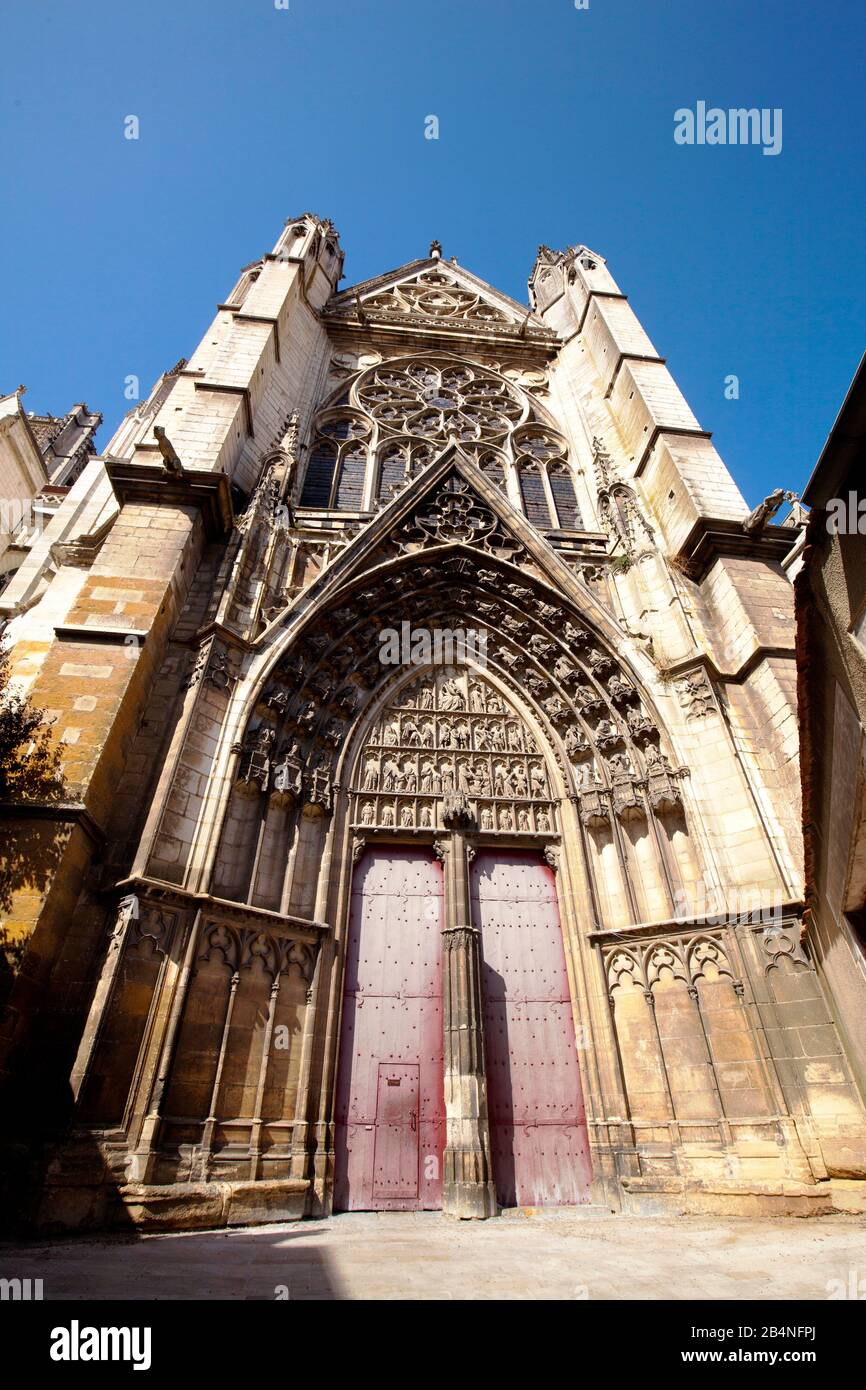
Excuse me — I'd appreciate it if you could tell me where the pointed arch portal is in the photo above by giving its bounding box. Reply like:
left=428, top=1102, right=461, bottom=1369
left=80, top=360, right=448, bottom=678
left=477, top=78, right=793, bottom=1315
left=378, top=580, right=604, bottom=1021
left=205, top=455, right=695, bottom=1215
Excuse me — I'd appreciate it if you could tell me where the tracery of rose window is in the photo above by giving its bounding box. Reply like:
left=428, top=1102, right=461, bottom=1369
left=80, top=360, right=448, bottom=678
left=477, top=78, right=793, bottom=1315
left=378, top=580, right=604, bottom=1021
left=358, top=361, right=524, bottom=445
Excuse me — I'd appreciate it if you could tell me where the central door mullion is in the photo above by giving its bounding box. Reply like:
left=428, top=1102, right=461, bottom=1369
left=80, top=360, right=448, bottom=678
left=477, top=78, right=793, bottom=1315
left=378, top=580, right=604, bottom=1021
left=438, top=803, right=497, bottom=1219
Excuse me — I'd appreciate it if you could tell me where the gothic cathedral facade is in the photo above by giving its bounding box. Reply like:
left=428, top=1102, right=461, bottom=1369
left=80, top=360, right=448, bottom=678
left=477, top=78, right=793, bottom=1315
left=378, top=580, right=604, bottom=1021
left=2, top=214, right=865, bottom=1230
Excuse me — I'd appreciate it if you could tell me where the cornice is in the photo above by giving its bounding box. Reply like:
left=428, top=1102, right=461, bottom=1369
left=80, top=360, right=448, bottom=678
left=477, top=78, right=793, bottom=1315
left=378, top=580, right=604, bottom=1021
left=103, top=459, right=234, bottom=540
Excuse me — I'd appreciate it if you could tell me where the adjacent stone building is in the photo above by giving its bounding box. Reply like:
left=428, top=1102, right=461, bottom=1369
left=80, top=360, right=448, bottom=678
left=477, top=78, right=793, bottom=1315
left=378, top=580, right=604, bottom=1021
left=0, top=390, right=101, bottom=595
left=1, top=215, right=864, bottom=1232
left=796, top=354, right=866, bottom=1108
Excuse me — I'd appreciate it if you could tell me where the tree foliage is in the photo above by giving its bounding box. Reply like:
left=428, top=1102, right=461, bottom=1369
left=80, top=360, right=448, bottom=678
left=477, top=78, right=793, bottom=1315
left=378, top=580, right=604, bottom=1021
left=0, top=640, right=64, bottom=802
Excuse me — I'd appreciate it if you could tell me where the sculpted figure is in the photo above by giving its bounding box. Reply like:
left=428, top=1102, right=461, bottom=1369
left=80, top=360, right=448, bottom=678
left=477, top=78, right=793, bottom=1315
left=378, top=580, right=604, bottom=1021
left=608, top=674, right=634, bottom=703
left=530, top=762, right=548, bottom=797
left=577, top=760, right=599, bottom=791
left=402, top=760, right=417, bottom=792
left=439, top=678, right=463, bottom=711
left=645, top=743, right=667, bottom=769
left=608, top=750, right=633, bottom=777
left=564, top=726, right=588, bottom=758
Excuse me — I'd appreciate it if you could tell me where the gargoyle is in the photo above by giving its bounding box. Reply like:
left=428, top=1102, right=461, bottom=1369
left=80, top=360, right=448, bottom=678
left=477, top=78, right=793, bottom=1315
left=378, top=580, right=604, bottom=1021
left=743, top=488, right=797, bottom=535
left=154, top=425, right=183, bottom=476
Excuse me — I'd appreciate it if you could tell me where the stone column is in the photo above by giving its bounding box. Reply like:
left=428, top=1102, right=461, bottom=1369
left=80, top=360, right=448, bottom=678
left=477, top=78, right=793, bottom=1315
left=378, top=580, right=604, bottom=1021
left=438, top=797, right=497, bottom=1219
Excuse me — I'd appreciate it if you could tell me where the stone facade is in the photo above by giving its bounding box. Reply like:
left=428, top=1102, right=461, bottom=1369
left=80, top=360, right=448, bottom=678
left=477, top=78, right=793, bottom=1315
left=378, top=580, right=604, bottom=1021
left=1, top=216, right=865, bottom=1232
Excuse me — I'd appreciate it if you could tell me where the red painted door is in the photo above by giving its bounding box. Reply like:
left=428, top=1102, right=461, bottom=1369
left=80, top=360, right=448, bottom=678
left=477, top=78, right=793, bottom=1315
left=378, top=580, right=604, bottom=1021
left=334, top=849, right=444, bottom=1210
left=471, top=850, right=592, bottom=1207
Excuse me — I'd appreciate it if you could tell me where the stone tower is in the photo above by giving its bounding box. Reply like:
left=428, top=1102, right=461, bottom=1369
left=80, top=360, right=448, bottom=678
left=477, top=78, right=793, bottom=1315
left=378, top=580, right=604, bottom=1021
left=1, top=214, right=864, bottom=1231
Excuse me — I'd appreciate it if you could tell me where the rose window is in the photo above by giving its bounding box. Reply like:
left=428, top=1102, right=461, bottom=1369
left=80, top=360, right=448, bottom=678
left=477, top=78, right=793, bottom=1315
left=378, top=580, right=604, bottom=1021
left=357, top=361, right=524, bottom=445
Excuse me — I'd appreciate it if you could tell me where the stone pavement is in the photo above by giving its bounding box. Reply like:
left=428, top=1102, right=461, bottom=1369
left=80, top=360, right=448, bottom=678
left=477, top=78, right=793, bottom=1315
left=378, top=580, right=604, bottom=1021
left=2, top=1211, right=865, bottom=1300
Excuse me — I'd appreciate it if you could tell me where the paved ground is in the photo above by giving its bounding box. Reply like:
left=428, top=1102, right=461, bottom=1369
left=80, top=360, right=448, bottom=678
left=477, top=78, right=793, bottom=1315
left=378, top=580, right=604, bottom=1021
left=2, top=1211, right=864, bottom=1300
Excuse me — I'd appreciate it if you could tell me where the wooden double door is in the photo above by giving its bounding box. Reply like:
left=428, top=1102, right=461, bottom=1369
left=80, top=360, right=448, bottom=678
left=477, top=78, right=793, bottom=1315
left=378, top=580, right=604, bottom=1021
left=334, top=847, right=591, bottom=1210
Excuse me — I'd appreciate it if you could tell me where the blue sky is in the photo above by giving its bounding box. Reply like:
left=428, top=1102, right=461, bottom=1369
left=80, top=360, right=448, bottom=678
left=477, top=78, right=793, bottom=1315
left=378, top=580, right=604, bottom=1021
left=1, top=0, right=863, bottom=504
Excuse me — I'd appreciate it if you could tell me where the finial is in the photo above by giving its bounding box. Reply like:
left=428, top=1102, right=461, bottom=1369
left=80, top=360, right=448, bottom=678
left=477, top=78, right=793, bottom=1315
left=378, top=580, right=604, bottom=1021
left=429, top=239, right=442, bottom=260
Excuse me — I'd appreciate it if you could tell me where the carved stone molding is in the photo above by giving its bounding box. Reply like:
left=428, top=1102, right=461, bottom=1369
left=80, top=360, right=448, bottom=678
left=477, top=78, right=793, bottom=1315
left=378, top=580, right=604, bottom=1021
left=759, top=921, right=810, bottom=973
left=605, top=929, right=739, bottom=999
left=543, top=845, right=561, bottom=873
left=676, top=670, right=716, bottom=720
left=198, top=919, right=318, bottom=983
left=131, top=904, right=177, bottom=958
left=442, top=923, right=481, bottom=952
left=186, top=637, right=236, bottom=692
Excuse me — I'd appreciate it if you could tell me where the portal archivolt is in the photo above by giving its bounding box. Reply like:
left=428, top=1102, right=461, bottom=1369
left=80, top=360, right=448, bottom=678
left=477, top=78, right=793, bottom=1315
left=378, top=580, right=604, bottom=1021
left=211, top=541, right=699, bottom=932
